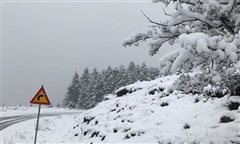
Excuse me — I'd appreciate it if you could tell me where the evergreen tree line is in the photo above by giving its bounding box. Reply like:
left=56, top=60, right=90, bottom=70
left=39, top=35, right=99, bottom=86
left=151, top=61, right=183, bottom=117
left=63, top=62, right=160, bottom=109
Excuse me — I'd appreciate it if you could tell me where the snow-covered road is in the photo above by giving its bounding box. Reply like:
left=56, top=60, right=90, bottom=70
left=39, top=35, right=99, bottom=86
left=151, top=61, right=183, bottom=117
left=0, top=106, right=82, bottom=132
left=0, top=114, right=80, bottom=143
left=0, top=115, right=34, bottom=131
left=0, top=112, right=81, bottom=131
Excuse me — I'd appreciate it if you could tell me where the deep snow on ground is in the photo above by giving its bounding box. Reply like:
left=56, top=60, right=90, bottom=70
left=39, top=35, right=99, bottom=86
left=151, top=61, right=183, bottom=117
left=0, top=106, right=78, bottom=117
left=1, top=75, right=240, bottom=143
left=0, top=115, right=77, bottom=144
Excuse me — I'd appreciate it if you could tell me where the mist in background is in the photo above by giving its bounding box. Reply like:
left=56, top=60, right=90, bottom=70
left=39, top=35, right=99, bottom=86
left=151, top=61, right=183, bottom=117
left=2, top=1, right=176, bottom=106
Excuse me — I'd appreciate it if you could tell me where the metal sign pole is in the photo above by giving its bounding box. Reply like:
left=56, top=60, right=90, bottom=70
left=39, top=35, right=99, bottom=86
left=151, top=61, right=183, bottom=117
left=34, top=104, right=41, bottom=144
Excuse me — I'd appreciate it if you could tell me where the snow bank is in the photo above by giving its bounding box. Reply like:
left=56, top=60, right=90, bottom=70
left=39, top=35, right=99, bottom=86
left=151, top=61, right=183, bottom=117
left=64, top=77, right=239, bottom=143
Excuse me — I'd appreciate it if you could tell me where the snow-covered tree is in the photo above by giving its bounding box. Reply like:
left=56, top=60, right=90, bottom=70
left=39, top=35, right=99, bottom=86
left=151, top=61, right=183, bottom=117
left=102, top=66, right=114, bottom=94
left=63, top=72, right=80, bottom=108
left=115, top=65, right=128, bottom=88
left=78, top=68, right=91, bottom=109
left=123, top=0, right=240, bottom=94
left=147, top=67, right=160, bottom=80
left=89, top=68, right=99, bottom=97
left=64, top=63, right=161, bottom=109
left=139, top=62, right=148, bottom=81
left=127, top=61, right=137, bottom=84
left=95, top=72, right=105, bottom=103
left=83, top=68, right=100, bottom=109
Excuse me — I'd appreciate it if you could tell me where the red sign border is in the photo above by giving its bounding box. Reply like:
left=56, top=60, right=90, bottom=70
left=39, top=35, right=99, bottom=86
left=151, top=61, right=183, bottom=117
left=30, top=86, right=51, bottom=105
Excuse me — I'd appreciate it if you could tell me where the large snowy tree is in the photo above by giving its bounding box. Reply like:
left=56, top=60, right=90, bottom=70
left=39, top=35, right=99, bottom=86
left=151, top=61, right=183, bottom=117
left=123, top=0, right=240, bottom=93
left=63, top=72, right=80, bottom=108
left=78, top=68, right=91, bottom=109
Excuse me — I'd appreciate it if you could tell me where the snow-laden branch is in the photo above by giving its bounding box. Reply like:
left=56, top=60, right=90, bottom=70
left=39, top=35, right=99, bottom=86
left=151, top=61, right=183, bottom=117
left=157, top=31, right=240, bottom=75
left=123, top=31, right=153, bottom=47
left=123, top=0, right=240, bottom=56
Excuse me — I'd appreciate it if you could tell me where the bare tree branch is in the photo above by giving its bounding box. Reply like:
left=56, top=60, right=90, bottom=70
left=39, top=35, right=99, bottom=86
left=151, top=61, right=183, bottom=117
left=140, top=10, right=168, bottom=27
left=162, top=8, right=171, bottom=16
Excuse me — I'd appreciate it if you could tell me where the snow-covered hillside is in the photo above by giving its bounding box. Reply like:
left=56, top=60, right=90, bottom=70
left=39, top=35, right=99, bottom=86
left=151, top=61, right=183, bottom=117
left=1, top=75, right=240, bottom=143
left=63, top=75, right=240, bottom=144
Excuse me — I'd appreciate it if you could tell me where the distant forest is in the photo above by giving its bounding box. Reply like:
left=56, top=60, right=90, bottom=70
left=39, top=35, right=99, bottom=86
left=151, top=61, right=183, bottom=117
left=63, top=62, right=160, bottom=109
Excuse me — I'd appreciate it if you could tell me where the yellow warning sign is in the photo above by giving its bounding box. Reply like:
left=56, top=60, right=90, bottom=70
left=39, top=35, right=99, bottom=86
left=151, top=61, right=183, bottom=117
left=30, top=86, right=51, bottom=105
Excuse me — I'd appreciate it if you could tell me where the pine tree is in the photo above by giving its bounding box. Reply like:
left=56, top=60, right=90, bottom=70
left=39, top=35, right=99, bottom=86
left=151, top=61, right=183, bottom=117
left=64, top=62, right=161, bottom=109
left=148, top=67, right=160, bottom=80
left=83, top=68, right=99, bottom=109
left=102, top=66, right=114, bottom=94
left=134, top=64, right=141, bottom=82
left=95, top=71, right=105, bottom=103
left=63, top=72, right=80, bottom=108
left=111, top=67, right=120, bottom=91
left=78, top=68, right=91, bottom=109
left=115, top=65, right=128, bottom=89
left=139, top=62, right=148, bottom=81
left=127, top=61, right=137, bottom=84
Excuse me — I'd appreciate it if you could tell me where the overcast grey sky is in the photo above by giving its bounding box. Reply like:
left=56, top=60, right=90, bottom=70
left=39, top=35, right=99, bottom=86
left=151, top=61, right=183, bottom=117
left=1, top=1, right=176, bottom=106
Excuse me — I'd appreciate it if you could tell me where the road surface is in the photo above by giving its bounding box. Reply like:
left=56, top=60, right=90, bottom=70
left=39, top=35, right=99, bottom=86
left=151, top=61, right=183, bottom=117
left=0, top=112, right=80, bottom=131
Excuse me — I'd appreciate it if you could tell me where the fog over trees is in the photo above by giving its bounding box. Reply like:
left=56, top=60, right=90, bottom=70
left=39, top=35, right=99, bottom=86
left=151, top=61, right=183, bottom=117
left=63, top=62, right=160, bottom=109
left=64, top=0, right=240, bottom=108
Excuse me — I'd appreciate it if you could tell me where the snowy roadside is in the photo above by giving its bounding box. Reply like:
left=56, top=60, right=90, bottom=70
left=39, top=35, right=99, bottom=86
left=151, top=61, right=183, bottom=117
left=0, top=114, right=79, bottom=144
left=0, top=106, right=79, bottom=117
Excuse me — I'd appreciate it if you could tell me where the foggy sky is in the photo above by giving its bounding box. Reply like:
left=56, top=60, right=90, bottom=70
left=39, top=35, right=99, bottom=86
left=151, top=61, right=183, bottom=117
left=1, top=1, right=176, bottom=106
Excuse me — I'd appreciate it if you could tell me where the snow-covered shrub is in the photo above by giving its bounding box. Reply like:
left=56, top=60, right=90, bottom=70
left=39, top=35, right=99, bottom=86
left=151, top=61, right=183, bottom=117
left=174, top=71, right=229, bottom=97
left=193, top=97, right=201, bottom=103
left=160, top=102, right=169, bottom=107
left=124, top=131, right=145, bottom=140
left=220, top=116, right=234, bottom=123
left=115, top=88, right=135, bottom=97
left=174, top=73, right=207, bottom=94
left=203, top=84, right=228, bottom=98
left=148, top=87, right=165, bottom=95
left=82, top=116, right=95, bottom=124
left=115, top=87, right=141, bottom=97
left=225, top=73, right=240, bottom=96
left=183, top=122, right=191, bottom=129
left=227, top=101, right=240, bottom=111
left=174, top=73, right=195, bottom=94
left=227, top=96, right=240, bottom=110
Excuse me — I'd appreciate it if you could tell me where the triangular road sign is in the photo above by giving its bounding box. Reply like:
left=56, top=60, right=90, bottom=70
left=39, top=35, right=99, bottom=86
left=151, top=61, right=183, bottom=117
left=30, top=86, right=51, bottom=105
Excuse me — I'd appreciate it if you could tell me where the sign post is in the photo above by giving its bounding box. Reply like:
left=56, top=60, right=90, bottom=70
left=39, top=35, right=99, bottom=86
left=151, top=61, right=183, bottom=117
left=34, top=104, right=41, bottom=144
left=30, top=86, right=51, bottom=144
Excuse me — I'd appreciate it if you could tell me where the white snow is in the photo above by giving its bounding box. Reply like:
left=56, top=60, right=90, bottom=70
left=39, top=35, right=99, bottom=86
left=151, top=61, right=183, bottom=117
left=196, top=38, right=210, bottom=53
left=1, top=74, right=239, bottom=143
left=0, top=115, right=77, bottom=144
left=0, top=106, right=79, bottom=117
left=122, top=30, right=153, bottom=47
left=212, top=74, right=222, bottom=83
left=159, top=49, right=181, bottom=75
